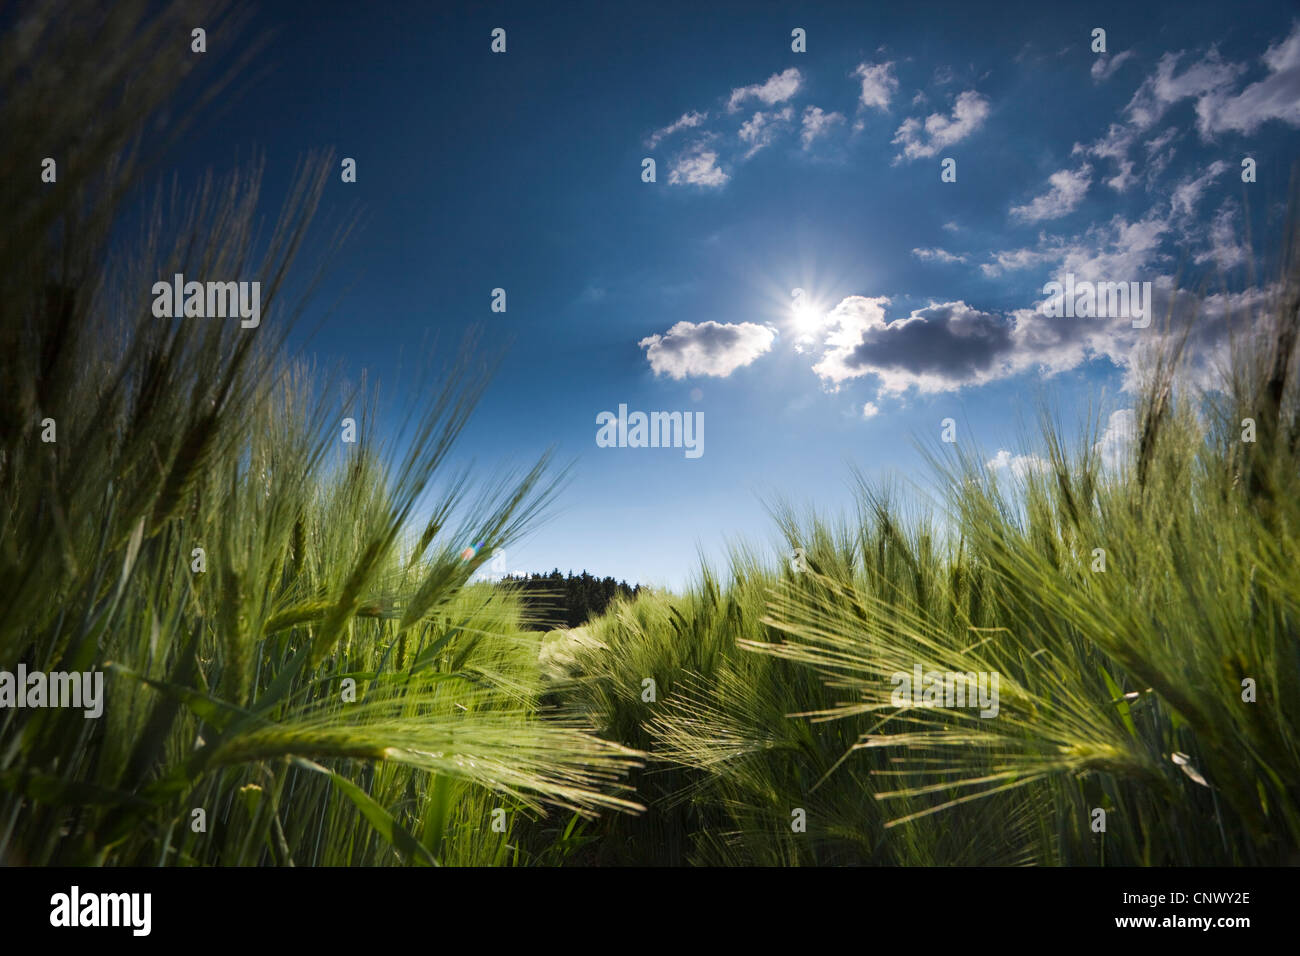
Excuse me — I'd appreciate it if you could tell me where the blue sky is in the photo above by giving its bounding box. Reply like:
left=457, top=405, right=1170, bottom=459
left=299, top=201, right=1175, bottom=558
left=164, top=0, right=1300, bottom=589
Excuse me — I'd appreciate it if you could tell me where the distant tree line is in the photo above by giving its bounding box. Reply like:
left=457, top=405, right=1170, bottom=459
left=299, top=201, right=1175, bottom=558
left=501, top=569, right=641, bottom=630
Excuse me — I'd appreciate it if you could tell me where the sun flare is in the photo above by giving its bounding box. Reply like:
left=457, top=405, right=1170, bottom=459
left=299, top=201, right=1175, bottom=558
left=790, top=289, right=828, bottom=338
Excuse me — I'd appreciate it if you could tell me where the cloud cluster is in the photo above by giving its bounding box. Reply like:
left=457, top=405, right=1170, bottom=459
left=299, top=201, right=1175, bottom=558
left=1196, top=24, right=1300, bottom=135
left=649, top=60, right=988, bottom=188
left=800, top=186, right=1274, bottom=397
left=653, top=67, right=843, bottom=188
left=805, top=275, right=1272, bottom=401
left=1077, top=22, right=1300, bottom=192
left=637, top=25, right=1293, bottom=405
left=639, top=189, right=1265, bottom=396
left=658, top=35, right=1285, bottom=393
left=810, top=297, right=1016, bottom=394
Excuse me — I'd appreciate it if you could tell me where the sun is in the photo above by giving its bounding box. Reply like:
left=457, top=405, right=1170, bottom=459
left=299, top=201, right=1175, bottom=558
left=789, top=287, right=828, bottom=338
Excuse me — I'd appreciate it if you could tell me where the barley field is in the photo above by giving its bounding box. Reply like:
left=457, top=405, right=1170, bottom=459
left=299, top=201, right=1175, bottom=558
left=2, top=0, right=1298, bottom=869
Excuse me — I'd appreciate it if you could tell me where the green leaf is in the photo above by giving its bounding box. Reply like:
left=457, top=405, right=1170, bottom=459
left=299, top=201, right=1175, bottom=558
left=105, top=659, right=251, bottom=733
left=0, top=769, right=151, bottom=809
left=1098, top=665, right=1138, bottom=739
left=290, top=757, right=438, bottom=866
left=244, top=642, right=313, bottom=722
left=421, top=772, right=461, bottom=859
left=408, top=620, right=467, bottom=674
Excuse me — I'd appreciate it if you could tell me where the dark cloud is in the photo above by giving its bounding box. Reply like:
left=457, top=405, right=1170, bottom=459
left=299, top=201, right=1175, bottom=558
left=841, top=303, right=1013, bottom=381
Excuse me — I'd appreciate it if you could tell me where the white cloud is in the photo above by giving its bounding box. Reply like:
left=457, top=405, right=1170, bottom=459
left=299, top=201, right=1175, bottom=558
left=852, top=61, right=899, bottom=111
left=1144, top=127, right=1178, bottom=156
left=1170, top=160, right=1228, bottom=219
left=1143, top=127, right=1179, bottom=182
left=738, top=107, right=794, bottom=158
left=803, top=215, right=1274, bottom=399
left=728, top=67, right=802, bottom=112
left=804, top=203, right=1182, bottom=395
left=980, top=246, right=1058, bottom=278
left=1074, top=123, right=1140, bottom=192
left=892, top=90, right=990, bottom=161
left=639, top=320, right=776, bottom=379
left=668, top=147, right=729, bottom=188
left=1056, top=211, right=1168, bottom=284
left=1073, top=26, right=1300, bottom=195
left=1105, top=160, right=1139, bottom=192
left=809, top=295, right=891, bottom=386
left=645, top=66, right=819, bottom=182
left=811, top=298, right=1017, bottom=394
left=801, top=106, right=845, bottom=148
left=1125, top=49, right=1244, bottom=131
left=1074, top=27, right=1298, bottom=190
left=1193, top=201, right=1248, bottom=268
left=987, top=449, right=1049, bottom=478
left=796, top=153, right=1278, bottom=397
left=1094, top=409, right=1136, bottom=471
left=861, top=402, right=880, bottom=419
left=647, top=110, right=707, bottom=148
left=1010, top=166, right=1092, bottom=223
left=912, top=247, right=967, bottom=264
left=1195, top=22, right=1300, bottom=136
left=1091, top=49, right=1136, bottom=82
